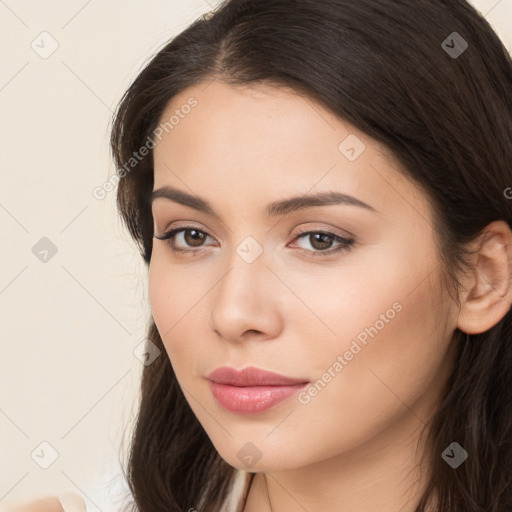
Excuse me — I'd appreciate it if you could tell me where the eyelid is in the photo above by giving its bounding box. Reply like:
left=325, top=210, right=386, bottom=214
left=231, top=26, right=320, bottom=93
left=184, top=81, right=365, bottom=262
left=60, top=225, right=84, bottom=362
left=154, top=222, right=355, bottom=260
left=292, top=224, right=355, bottom=239
left=156, top=221, right=213, bottom=237
left=156, top=220, right=353, bottom=240
left=154, top=224, right=214, bottom=241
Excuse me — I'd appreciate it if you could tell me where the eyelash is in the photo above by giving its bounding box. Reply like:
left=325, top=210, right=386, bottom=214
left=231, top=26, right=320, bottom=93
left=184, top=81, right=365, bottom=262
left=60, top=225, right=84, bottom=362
left=154, top=226, right=354, bottom=259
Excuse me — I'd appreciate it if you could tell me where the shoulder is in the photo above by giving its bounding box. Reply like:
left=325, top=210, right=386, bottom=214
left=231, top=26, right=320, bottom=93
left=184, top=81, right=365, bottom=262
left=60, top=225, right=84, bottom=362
left=6, top=492, right=86, bottom=512
left=6, top=496, right=63, bottom=512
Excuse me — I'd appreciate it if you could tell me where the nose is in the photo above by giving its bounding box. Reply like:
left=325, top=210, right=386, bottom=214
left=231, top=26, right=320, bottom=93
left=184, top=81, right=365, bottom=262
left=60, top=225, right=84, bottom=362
left=209, top=247, right=283, bottom=345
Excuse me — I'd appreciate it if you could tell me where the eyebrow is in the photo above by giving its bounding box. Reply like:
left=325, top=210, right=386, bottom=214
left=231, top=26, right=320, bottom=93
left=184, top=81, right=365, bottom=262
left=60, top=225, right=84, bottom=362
left=150, top=185, right=379, bottom=217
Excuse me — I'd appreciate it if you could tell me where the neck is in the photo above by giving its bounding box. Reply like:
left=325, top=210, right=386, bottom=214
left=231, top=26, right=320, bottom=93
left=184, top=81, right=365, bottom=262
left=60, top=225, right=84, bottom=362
left=243, top=411, right=434, bottom=512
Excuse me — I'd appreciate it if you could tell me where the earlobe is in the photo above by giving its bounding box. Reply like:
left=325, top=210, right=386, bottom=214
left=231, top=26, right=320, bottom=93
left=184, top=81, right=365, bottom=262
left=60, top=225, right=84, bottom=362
left=456, top=220, right=512, bottom=335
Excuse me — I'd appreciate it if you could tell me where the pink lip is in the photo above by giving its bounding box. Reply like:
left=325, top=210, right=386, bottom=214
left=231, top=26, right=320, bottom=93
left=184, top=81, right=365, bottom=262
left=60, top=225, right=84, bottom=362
left=206, top=366, right=309, bottom=414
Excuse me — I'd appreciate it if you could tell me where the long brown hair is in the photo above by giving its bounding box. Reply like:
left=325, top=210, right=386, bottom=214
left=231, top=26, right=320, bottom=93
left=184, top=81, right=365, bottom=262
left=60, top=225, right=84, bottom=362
left=110, top=1, right=512, bottom=510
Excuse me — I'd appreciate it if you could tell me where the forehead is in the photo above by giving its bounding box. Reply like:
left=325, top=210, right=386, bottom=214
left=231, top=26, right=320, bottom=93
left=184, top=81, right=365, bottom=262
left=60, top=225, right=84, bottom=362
left=152, top=80, right=429, bottom=223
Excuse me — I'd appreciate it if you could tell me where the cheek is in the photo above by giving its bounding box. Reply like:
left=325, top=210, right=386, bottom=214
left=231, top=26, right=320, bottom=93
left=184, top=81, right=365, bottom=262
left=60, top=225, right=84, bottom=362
left=293, top=269, right=451, bottom=449
left=147, top=254, right=190, bottom=357
left=148, top=255, right=173, bottom=334
left=276, top=244, right=452, bottom=445
left=147, top=252, right=213, bottom=373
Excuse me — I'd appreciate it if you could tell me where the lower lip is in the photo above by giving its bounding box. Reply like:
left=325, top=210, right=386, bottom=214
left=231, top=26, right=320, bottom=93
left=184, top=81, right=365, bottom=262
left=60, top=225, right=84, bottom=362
left=208, top=381, right=308, bottom=414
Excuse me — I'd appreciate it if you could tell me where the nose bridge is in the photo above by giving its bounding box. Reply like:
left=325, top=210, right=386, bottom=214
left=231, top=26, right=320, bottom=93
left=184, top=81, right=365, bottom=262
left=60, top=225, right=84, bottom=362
left=210, top=236, right=280, bottom=340
left=217, top=236, right=269, bottom=307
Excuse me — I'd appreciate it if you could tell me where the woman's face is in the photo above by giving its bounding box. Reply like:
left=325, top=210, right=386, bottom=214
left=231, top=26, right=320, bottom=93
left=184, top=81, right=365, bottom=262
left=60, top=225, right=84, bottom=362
left=149, top=80, right=459, bottom=471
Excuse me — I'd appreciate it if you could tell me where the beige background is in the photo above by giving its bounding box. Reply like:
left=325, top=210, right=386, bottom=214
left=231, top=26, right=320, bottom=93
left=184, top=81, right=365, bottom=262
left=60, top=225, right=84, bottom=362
left=0, top=1, right=510, bottom=511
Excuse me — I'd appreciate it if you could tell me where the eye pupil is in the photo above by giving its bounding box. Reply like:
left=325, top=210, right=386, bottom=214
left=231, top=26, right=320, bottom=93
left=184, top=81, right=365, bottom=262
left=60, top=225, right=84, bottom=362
left=185, top=229, right=206, bottom=247
left=310, top=233, right=333, bottom=250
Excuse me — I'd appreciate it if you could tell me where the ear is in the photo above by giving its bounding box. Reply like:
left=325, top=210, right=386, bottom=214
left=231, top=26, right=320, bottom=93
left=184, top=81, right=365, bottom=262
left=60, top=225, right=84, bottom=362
left=457, top=220, right=512, bottom=334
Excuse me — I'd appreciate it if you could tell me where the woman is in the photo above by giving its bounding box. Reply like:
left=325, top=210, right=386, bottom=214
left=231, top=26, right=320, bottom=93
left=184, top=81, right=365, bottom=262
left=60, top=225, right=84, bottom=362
left=111, top=0, right=512, bottom=510
left=15, top=0, right=512, bottom=510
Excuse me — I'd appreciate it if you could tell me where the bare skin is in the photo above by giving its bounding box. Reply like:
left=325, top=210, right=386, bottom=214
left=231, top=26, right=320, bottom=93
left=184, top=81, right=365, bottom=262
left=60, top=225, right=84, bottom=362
left=7, top=496, right=64, bottom=512
left=148, top=79, right=512, bottom=511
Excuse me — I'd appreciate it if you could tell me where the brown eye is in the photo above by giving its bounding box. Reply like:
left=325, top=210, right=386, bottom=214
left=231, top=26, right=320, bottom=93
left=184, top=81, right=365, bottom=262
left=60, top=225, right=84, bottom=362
left=154, top=226, right=214, bottom=254
left=308, top=232, right=335, bottom=251
left=290, top=230, right=354, bottom=259
left=183, top=229, right=207, bottom=247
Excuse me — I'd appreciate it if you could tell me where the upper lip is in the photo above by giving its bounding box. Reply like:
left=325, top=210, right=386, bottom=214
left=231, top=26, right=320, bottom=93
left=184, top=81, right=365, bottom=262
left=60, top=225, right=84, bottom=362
left=206, top=366, right=309, bottom=386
